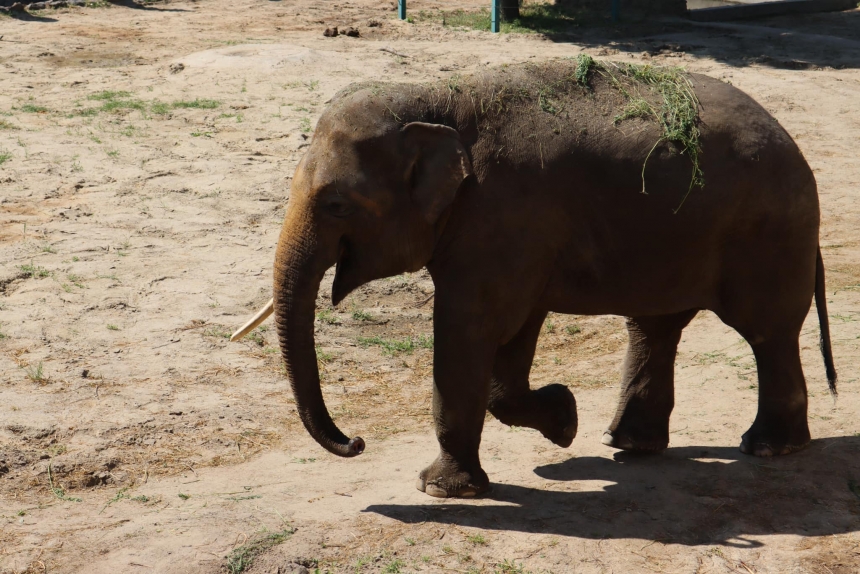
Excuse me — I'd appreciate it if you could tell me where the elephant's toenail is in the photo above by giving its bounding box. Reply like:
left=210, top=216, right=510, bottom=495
left=425, top=484, right=448, bottom=498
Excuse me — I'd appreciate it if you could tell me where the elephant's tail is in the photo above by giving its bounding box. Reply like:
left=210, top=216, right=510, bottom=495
left=815, top=247, right=838, bottom=396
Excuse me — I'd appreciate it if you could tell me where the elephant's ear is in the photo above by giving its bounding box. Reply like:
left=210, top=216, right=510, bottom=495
left=402, top=122, right=473, bottom=224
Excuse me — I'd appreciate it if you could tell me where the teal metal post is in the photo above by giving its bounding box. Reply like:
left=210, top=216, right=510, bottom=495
left=491, top=0, right=500, bottom=33
left=399, top=0, right=406, bottom=20
left=611, top=0, right=620, bottom=22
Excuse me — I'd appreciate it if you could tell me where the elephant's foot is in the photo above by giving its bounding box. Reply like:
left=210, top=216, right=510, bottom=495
left=490, top=384, right=578, bottom=449
left=601, top=429, right=668, bottom=453
left=532, top=384, right=578, bottom=448
left=416, top=457, right=489, bottom=499
left=739, top=423, right=810, bottom=457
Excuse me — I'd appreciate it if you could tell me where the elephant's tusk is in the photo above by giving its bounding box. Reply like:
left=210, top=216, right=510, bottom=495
left=230, top=298, right=274, bottom=342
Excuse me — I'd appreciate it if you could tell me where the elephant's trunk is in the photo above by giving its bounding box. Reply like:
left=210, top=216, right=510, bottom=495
left=273, top=221, right=364, bottom=458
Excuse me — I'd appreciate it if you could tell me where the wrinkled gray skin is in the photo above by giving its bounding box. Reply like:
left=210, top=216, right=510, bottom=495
left=271, top=61, right=836, bottom=498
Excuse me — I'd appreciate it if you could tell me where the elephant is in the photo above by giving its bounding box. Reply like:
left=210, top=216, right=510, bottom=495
left=232, top=59, right=837, bottom=498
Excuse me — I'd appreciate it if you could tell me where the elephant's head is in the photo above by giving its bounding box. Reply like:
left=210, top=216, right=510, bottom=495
left=271, top=95, right=473, bottom=457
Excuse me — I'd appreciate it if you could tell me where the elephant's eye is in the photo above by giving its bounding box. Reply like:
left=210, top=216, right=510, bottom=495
left=324, top=196, right=354, bottom=218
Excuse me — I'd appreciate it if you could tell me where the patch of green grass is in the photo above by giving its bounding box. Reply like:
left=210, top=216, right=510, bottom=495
left=102, top=99, right=147, bottom=112
left=173, top=99, right=220, bottom=109
left=565, top=325, right=581, bottom=335
left=352, top=308, right=374, bottom=321
left=25, top=362, right=45, bottom=382
left=383, top=559, right=405, bottom=574
left=246, top=330, right=265, bottom=346
left=317, top=309, right=340, bottom=325
left=20, top=104, right=49, bottom=113
left=614, top=96, right=653, bottom=122
left=178, top=493, right=190, bottom=500
left=467, top=533, right=487, bottom=545
left=0, top=119, right=18, bottom=130
left=107, top=324, right=120, bottom=331
left=67, top=274, right=85, bottom=288
left=0, top=151, right=11, bottom=166
left=88, top=90, right=133, bottom=101
left=299, top=117, right=312, bottom=133
left=217, top=112, right=244, bottom=122
left=19, top=262, right=51, bottom=279
left=83, top=91, right=147, bottom=114
left=131, top=495, right=151, bottom=503
left=316, top=346, right=335, bottom=364
left=225, top=528, right=294, bottom=574
left=0, top=324, right=7, bottom=340
left=575, top=53, right=594, bottom=86
left=150, top=101, right=171, bottom=115
left=494, top=560, right=530, bottom=574
left=107, top=149, right=120, bottom=158
left=357, top=335, right=434, bottom=356
left=78, top=92, right=182, bottom=116
left=204, top=326, right=232, bottom=339
left=72, top=107, right=101, bottom=117
left=544, top=319, right=556, bottom=334
left=120, top=125, right=141, bottom=137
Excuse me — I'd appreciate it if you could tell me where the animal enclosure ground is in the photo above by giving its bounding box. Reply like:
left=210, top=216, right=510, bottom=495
left=1, top=1, right=860, bottom=572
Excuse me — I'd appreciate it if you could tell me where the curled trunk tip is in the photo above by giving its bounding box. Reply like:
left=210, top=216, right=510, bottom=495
left=345, top=437, right=365, bottom=457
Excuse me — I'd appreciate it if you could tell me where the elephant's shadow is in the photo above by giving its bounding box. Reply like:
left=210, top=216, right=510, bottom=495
left=366, top=437, right=860, bottom=546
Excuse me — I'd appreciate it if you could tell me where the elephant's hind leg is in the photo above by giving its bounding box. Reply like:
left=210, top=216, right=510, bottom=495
left=740, top=335, right=810, bottom=456
left=603, top=310, right=698, bottom=452
left=488, top=310, right=578, bottom=448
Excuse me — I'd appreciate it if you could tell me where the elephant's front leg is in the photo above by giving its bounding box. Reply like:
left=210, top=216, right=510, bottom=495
left=488, top=310, right=578, bottom=448
left=603, top=310, right=697, bottom=452
left=416, top=309, right=496, bottom=499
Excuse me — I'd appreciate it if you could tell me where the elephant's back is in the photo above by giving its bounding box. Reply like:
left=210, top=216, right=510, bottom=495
left=457, top=61, right=817, bottom=219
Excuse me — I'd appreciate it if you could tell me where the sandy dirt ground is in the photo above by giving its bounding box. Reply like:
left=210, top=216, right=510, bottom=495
left=1, top=1, right=860, bottom=572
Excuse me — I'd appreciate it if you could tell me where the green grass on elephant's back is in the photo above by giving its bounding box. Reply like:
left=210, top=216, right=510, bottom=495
left=575, top=54, right=704, bottom=211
